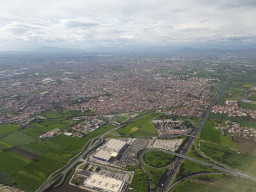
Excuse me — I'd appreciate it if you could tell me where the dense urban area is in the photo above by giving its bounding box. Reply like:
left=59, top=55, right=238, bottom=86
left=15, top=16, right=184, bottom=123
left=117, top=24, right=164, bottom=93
left=0, top=52, right=256, bottom=192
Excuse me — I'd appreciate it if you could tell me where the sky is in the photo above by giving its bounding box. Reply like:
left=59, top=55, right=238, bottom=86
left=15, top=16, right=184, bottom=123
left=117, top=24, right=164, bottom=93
left=0, top=0, right=256, bottom=51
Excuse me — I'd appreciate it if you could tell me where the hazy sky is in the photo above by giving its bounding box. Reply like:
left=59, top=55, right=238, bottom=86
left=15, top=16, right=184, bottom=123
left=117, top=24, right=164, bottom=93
left=0, top=0, right=255, bottom=51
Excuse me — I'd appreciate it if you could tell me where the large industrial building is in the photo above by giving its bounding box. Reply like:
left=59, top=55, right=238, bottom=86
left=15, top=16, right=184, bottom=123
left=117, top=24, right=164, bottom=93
left=83, top=173, right=125, bottom=192
left=93, top=139, right=128, bottom=162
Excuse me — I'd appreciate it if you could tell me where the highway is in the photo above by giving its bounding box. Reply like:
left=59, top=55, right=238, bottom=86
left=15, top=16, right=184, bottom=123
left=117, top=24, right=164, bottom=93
left=155, top=71, right=233, bottom=192
left=37, top=112, right=151, bottom=192
left=139, top=148, right=256, bottom=182
left=37, top=71, right=233, bottom=192
left=167, top=172, right=223, bottom=191
left=36, top=127, right=119, bottom=192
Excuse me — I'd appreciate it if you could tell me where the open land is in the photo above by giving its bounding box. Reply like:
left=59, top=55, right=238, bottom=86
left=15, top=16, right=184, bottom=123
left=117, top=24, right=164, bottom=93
left=0, top=53, right=256, bottom=192
left=171, top=174, right=256, bottom=192
left=200, top=142, right=256, bottom=177
left=117, top=113, right=159, bottom=136
left=0, top=108, right=113, bottom=192
left=237, top=136, right=256, bottom=154
left=174, top=159, right=222, bottom=182
left=143, top=151, right=175, bottom=168
left=144, top=166, right=167, bottom=190
left=129, top=163, right=149, bottom=192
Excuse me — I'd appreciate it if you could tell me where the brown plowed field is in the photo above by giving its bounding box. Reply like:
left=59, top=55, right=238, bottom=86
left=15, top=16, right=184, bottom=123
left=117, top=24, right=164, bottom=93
left=11, top=146, right=39, bottom=160
left=237, top=136, right=256, bottom=155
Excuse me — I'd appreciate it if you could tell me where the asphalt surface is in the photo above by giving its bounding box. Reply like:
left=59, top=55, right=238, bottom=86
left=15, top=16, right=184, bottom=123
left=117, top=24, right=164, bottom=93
left=155, top=71, right=233, bottom=192
left=38, top=72, right=234, bottom=192
left=36, top=127, right=118, bottom=192
left=167, top=172, right=223, bottom=191
left=38, top=113, right=149, bottom=192
left=140, top=148, right=256, bottom=182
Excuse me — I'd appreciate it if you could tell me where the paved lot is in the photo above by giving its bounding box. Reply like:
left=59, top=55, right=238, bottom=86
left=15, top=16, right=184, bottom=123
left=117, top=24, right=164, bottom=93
left=100, top=170, right=125, bottom=181
left=149, top=139, right=183, bottom=151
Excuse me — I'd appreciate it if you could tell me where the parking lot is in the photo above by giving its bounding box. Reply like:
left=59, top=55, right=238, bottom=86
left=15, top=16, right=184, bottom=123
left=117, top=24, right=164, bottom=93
left=100, top=170, right=125, bottom=181
left=117, top=138, right=149, bottom=166
left=150, top=139, right=183, bottom=151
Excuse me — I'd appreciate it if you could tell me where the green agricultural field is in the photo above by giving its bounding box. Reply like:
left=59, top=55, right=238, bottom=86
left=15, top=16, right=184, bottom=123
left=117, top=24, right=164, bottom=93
left=103, top=130, right=118, bottom=137
left=42, top=108, right=95, bottom=119
left=48, top=134, right=89, bottom=151
left=10, top=155, right=64, bottom=191
left=143, top=151, right=175, bottom=168
left=44, top=162, right=84, bottom=192
left=238, top=101, right=256, bottom=110
left=117, top=113, right=159, bottom=136
left=0, top=141, right=13, bottom=149
left=225, top=72, right=256, bottom=90
left=125, top=165, right=135, bottom=171
left=115, top=116, right=128, bottom=123
left=144, top=166, right=167, bottom=190
left=97, top=116, right=109, bottom=121
left=226, top=90, right=246, bottom=100
left=26, top=108, right=96, bottom=137
left=171, top=174, right=256, bottom=192
left=48, top=124, right=115, bottom=151
left=0, top=172, right=8, bottom=183
left=0, top=108, right=114, bottom=191
left=209, top=112, right=256, bottom=129
left=174, top=159, right=221, bottom=182
left=0, top=151, right=31, bottom=176
left=200, top=142, right=256, bottom=177
left=200, top=120, right=221, bottom=144
left=0, top=124, right=20, bottom=136
left=19, top=142, right=55, bottom=156
left=250, top=92, right=256, bottom=101
left=187, top=145, right=212, bottom=164
left=29, top=120, right=66, bottom=137
left=221, top=134, right=238, bottom=149
left=20, top=127, right=42, bottom=138
left=0, top=132, right=36, bottom=146
left=11, top=145, right=77, bottom=191
left=129, top=163, right=149, bottom=192
left=187, top=117, right=200, bottom=126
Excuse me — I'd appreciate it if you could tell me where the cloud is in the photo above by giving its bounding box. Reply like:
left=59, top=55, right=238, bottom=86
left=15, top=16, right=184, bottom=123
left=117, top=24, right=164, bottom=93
left=60, top=18, right=100, bottom=28
left=8, top=23, right=40, bottom=34
left=219, top=0, right=256, bottom=9
left=0, top=0, right=255, bottom=51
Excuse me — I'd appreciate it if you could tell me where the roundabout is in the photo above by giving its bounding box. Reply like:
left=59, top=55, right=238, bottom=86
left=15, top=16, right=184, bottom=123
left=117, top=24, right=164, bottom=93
left=139, top=149, right=175, bottom=169
left=143, top=150, right=175, bottom=168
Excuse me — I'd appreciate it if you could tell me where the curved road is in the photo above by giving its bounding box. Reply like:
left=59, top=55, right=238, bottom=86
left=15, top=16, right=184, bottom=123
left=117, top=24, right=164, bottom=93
left=155, top=71, right=233, bottom=192
left=167, top=172, right=223, bottom=191
left=140, top=148, right=256, bottom=182
left=138, top=150, right=175, bottom=170
left=36, top=126, right=119, bottom=192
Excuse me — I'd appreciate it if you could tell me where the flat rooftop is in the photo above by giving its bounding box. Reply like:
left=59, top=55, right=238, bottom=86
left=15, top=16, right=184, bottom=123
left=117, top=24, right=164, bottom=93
left=93, top=139, right=128, bottom=161
left=104, top=139, right=127, bottom=152
left=93, top=150, right=112, bottom=161
left=84, top=173, right=125, bottom=192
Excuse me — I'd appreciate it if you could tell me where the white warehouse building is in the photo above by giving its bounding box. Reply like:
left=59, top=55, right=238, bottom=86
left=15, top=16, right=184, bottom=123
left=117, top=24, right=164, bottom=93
left=83, top=173, right=125, bottom=192
left=93, top=139, right=128, bottom=162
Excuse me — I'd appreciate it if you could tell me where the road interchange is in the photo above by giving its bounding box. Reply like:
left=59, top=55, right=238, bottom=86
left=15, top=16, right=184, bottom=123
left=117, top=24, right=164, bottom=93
left=36, top=70, right=254, bottom=192
left=153, top=71, right=233, bottom=192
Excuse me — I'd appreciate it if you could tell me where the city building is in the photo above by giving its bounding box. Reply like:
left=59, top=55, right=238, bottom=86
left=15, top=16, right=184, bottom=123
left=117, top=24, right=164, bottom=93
left=83, top=173, right=125, bottom=192
left=93, top=139, right=128, bottom=162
